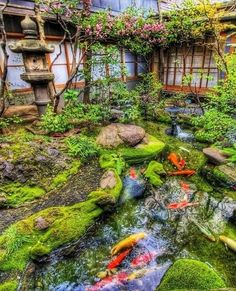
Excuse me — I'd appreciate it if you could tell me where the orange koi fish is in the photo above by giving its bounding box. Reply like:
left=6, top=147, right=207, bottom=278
left=129, top=167, right=137, bottom=179
left=167, top=201, right=199, bottom=209
left=87, top=272, right=128, bottom=291
left=168, top=153, right=183, bottom=170
left=130, top=251, right=157, bottom=268
left=107, top=249, right=131, bottom=270
left=168, top=169, right=196, bottom=176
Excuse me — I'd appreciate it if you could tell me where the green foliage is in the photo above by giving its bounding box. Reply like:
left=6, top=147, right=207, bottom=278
left=207, top=54, right=236, bottom=114
left=40, top=102, right=110, bottom=134
left=0, top=116, right=23, bottom=129
left=40, top=105, right=72, bottom=133
left=65, top=135, right=99, bottom=160
left=223, top=143, right=236, bottom=163
left=191, top=109, right=236, bottom=143
left=136, top=73, right=162, bottom=120
left=158, top=259, right=226, bottom=290
left=110, top=82, right=141, bottom=123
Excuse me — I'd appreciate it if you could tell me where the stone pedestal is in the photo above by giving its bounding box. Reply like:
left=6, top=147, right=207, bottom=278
left=9, top=15, right=55, bottom=115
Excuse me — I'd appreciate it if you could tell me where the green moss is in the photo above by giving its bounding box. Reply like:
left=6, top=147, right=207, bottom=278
left=99, top=153, right=126, bottom=175
left=137, top=122, right=206, bottom=171
left=119, top=134, right=165, bottom=164
left=158, top=259, right=226, bottom=290
left=50, top=160, right=81, bottom=188
left=29, top=242, right=51, bottom=259
left=188, top=175, right=213, bottom=193
left=88, top=169, right=123, bottom=203
left=186, top=222, right=236, bottom=287
left=0, top=279, right=18, bottom=291
left=0, top=183, right=46, bottom=207
left=0, top=199, right=103, bottom=272
left=144, top=161, right=165, bottom=187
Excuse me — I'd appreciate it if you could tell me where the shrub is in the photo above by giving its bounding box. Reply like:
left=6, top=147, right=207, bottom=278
left=223, top=143, right=236, bottom=163
left=65, top=135, right=99, bottom=160
left=191, top=109, right=236, bottom=143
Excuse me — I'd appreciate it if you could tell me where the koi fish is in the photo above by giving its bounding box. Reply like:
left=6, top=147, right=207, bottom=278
left=180, top=181, right=190, bottom=192
left=219, top=235, right=236, bottom=252
left=107, top=249, right=131, bottom=270
left=128, top=268, right=148, bottom=280
left=168, top=153, right=183, bottom=170
left=111, top=232, right=147, bottom=256
left=86, top=272, right=129, bottom=291
left=168, top=169, right=196, bottom=176
left=167, top=201, right=199, bottom=209
left=130, top=167, right=137, bottom=179
left=178, top=158, right=186, bottom=169
left=130, top=251, right=158, bottom=268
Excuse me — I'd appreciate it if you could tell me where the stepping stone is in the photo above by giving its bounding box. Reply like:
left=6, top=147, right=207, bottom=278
left=203, top=147, right=226, bottom=165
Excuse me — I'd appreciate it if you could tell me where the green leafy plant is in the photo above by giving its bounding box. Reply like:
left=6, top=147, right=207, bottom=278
left=223, top=143, right=236, bottom=163
left=65, top=135, right=99, bottom=160
left=40, top=105, right=72, bottom=133
left=191, top=109, right=236, bottom=143
left=0, top=116, right=23, bottom=130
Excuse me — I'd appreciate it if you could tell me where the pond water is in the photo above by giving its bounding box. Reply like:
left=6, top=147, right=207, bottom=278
left=30, top=174, right=236, bottom=291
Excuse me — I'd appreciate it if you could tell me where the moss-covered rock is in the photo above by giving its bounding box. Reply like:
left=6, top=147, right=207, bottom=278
left=186, top=222, right=236, bottom=287
left=120, top=134, right=165, bottom=164
left=144, top=161, right=165, bottom=187
left=158, top=259, right=226, bottom=290
left=0, top=200, right=103, bottom=272
left=99, top=153, right=126, bottom=175
left=88, top=168, right=123, bottom=207
left=0, top=279, right=18, bottom=291
left=50, top=160, right=81, bottom=189
left=0, top=183, right=46, bottom=207
left=201, top=164, right=236, bottom=197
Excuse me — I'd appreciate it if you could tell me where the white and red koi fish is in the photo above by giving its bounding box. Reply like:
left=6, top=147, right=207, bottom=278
left=130, top=251, right=158, bottom=268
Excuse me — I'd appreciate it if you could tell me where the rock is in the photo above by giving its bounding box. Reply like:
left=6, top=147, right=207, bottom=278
left=0, top=194, right=7, bottom=207
left=120, top=174, right=146, bottom=203
left=3, top=105, right=39, bottom=122
left=100, top=170, right=117, bottom=189
left=96, top=124, right=146, bottom=148
left=203, top=147, right=226, bottom=165
left=96, top=124, right=123, bottom=148
left=117, top=124, right=145, bottom=146
left=218, top=164, right=236, bottom=183
left=110, top=109, right=124, bottom=121
left=158, top=259, right=226, bottom=290
left=34, top=216, right=50, bottom=230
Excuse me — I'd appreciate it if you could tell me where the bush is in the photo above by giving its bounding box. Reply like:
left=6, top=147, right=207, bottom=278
left=191, top=109, right=236, bottom=143
left=207, top=54, right=236, bottom=114
left=110, top=82, right=141, bottom=123
left=40, top=99, right=110, bottom=134
left=65, top=135, right=99, bottom=160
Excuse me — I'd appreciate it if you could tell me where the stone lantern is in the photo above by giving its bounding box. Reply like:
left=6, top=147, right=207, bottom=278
left=9, top=15, right=55, bottom=115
